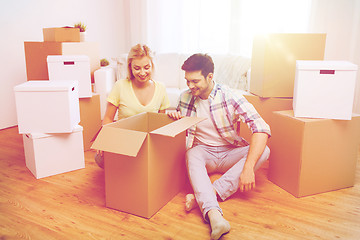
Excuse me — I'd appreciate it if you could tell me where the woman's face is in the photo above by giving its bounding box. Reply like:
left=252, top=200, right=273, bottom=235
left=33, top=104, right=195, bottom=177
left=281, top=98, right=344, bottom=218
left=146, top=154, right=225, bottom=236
left=131, top=56, right=152, bottom=83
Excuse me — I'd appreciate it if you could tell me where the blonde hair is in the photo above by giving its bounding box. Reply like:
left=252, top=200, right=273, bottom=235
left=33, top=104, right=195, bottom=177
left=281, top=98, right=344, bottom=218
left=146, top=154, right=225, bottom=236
left=127, top=44, right=155, bottom=80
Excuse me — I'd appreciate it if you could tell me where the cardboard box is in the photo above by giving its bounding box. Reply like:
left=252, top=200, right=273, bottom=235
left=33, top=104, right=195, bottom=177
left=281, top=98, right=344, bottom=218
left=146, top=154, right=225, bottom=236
left=91, top=112, right=204, bottom=218
left=239, top=93, right=293, bottom=149
left=24, top=41, right=100, bottom=83
left=61, top=42, right=100, bottom=84
left=250, top=33, right=326, bottom=97
left=23, top=125, right=85, bottom=179
left=79, top=93, right=102, bottom=151
left=293, top=60, right=358, bottom=120
left=269, top=110, right=360, bottom=197
left=14, top=80, right=80, bottom=134
left=47, top=55, right=92, bottom=98
left=43, top=27, right=80, bottom=42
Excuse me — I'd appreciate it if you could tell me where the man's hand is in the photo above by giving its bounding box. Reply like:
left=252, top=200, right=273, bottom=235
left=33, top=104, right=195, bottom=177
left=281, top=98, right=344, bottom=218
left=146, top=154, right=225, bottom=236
left=167, top=111, right=183, bottom=120
left=239, top=167, right=256, bottom=192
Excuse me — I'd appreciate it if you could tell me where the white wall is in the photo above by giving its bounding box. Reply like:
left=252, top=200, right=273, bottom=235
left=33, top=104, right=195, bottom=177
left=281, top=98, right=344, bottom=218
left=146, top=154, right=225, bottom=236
left=0, top=0, right=128, bottom=129
left=309, top=0, right=360, bottom=114
left=2, top=0, right=359, bottom=130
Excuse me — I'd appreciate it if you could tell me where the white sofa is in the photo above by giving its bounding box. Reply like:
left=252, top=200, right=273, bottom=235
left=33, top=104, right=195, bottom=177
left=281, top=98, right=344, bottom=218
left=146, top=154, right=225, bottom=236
left=94, top=53, right=251, bottom=118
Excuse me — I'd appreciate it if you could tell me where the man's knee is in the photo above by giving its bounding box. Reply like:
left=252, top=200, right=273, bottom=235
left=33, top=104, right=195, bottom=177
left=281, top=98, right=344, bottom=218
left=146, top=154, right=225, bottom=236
left=262, top=146, right=270, bottom=161
left=185, top=146, right=202, bottom=166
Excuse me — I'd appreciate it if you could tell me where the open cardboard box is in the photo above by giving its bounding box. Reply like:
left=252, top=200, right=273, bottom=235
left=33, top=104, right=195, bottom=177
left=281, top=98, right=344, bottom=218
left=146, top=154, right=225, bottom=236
left=91, top=112, right=204, bottom=218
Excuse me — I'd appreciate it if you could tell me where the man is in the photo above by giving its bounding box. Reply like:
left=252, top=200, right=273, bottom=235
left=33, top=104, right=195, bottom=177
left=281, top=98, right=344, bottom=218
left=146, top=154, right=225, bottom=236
left=168, top=54, right=271, bottom=240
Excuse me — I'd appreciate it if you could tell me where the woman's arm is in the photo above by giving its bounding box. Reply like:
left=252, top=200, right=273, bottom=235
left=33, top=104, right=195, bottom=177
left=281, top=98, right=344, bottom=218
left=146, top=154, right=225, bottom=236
left=102, top=102, right=118, bottom=125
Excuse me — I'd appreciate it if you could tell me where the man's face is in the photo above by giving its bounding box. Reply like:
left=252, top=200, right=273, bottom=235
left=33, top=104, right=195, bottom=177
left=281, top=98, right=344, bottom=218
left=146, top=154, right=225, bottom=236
left=185, top=70, right=213, bottom=99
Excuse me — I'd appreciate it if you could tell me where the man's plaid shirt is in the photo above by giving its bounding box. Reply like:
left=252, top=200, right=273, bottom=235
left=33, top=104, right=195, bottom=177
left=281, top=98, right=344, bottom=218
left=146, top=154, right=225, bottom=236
left=176, top=82, right=271, bottom=149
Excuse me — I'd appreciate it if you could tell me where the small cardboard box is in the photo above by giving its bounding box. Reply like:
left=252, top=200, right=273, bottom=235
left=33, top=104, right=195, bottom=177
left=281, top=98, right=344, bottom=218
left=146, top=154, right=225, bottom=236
left=91, top=112, right=204, bottom=218
left=79, top=93, right=102, bottom=151
left=250, top=33, right=326, bottom=97
left=293, top=60, right=358, bottom=120
left=47, top=55, right=92, bottom=98
left=23, top=125, right=85, bottom=179
left=239, top=94, right=293, bottom=149
left=43, top=27, right=80, bottom=42
left=14, top=80, right=80, bottom=134
left=24, top=41, right=100, bottom=83
left=269, top=110, right=360, bottom=197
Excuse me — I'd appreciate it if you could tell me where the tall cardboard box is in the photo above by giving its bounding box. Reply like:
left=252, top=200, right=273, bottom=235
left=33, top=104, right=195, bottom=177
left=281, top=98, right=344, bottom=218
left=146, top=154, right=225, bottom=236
left=47, top=55, right=92, bottom=98
left=293, top=60, right=358, bottom=120
left=250, top=33, right=326, bottom=97
left=24, top=41, right=100, bottom=82
left=43, top=27, right=80, bottom=42
left=23, top=125, right=85, bottom=179
left=91, top=112, right=203, bottom=218
left=14, top=80, right=80, bottom=134
left=269, top=110, right=360, bottom=197
left=79, top=93, right=102, bottom=151
left=239, top=93, right=293, bottom=148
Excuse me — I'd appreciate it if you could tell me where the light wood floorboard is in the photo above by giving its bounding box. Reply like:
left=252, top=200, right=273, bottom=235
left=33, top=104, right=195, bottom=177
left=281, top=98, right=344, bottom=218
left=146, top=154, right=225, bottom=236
left=0, top=126, right=359, bottom=240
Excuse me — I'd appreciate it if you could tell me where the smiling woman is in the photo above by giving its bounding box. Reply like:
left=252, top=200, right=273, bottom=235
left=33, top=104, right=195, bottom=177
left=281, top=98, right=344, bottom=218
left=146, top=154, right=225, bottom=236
left=95, top=44, right=170, bottom=168
left=102, top=44, right=170, bottom=125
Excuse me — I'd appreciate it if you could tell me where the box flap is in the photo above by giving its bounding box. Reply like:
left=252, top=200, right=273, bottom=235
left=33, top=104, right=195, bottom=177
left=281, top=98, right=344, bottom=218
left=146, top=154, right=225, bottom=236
left=296, top=60, right=358, bottom=71
left=91, top=127, right=147, bottom=157
left=47, top=55, right=90, bottom=63
left=14, top=80, right=78, bottom=92
left=150, top=117, right=205, bottom=137
left=24, top=125, right=83, bottom=139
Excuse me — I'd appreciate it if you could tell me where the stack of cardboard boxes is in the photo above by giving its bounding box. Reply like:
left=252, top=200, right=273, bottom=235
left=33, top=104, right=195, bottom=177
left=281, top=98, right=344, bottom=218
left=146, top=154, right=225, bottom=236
left=23, top=27, right=102, bottom=151
left=246, top=33, right=360, bottom=197
left=14, top=80, right=85, bottom=179
left=15, top=27, right=103, bottom=179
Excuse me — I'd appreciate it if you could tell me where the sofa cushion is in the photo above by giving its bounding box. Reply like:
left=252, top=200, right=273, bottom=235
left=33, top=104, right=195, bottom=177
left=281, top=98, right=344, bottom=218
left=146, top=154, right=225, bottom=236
left=212, top=54, right=251, bottom=91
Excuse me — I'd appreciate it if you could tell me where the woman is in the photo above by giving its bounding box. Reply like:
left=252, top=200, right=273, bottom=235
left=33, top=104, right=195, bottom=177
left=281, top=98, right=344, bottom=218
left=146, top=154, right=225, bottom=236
left=95, top=44, right=170, bottom=167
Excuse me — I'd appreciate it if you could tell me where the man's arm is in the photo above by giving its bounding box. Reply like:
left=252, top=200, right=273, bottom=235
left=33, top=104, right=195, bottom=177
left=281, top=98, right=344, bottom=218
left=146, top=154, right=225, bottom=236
left=167, top=111, right=183, bottom=120
left=239, top=132, right=268, bottom=192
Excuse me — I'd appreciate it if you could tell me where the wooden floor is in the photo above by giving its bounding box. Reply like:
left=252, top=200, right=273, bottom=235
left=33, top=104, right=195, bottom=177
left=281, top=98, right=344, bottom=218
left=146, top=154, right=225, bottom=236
left=0, top=126, right=360, bottom=240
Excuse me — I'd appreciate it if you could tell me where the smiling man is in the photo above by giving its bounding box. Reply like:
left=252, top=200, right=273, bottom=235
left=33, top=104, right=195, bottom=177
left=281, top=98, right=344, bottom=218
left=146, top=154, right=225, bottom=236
left=168, top=53, right=271, bottom=240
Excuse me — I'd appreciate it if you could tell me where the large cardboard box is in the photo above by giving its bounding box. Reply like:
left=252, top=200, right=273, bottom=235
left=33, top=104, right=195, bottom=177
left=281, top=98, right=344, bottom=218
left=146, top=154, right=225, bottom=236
left=14, top=80, right=80, bottom=134
left=43, top=27, right=80, bottom=42
left=239, top=93, right=293, bottom=148
left=24, top=41, right=100, bottom=82
left=23, top=125, right=85, bottom=179
left=269, top=110, right=360, bottom=197
left=47, top=55, right=92, bottom=98
left=250, top=33, right=326, bottom=97
left=293, top=60, right=358, bottom=120
left=91, top=112, right=203, bottom=218
left=79, top=93, right=102, bottom=151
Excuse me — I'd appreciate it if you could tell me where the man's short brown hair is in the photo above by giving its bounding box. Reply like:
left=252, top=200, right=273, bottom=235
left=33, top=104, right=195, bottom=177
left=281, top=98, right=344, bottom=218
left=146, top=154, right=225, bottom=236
left=181, top=53, right=214, bottom=78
